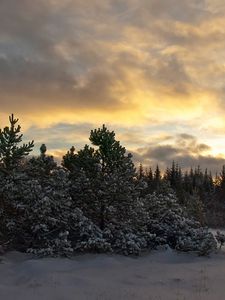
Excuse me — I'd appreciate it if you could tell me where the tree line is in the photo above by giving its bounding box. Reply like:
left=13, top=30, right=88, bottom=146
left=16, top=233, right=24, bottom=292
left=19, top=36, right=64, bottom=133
left=0, top=115, right=220, bottom=256
left=137, top=160, right=225, bottom=226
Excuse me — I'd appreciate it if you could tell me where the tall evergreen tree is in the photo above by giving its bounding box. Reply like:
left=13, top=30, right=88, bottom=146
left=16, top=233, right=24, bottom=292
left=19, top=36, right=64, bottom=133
left=147, top=167, right=153, bottom=182
left=0, top=114, right=34, bottom=172
left=63, top=125, right=143, bottom=232
left=138, top=163, right=144, bottom=179
left=153, top=165, right=161, bottom=190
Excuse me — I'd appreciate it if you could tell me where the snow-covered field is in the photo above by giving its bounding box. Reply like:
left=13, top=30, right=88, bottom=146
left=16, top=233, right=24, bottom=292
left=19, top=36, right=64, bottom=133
left=1, top=247, right=225, bottom=300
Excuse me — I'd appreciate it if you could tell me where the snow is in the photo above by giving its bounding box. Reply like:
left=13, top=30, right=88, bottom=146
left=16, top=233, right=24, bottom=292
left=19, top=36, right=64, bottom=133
left=1, top=248, right=225, bottom=300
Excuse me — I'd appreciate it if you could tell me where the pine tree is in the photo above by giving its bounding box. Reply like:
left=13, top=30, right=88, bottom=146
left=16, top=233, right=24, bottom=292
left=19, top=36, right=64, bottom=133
left=138, top=163, right=144, bottom=179
left=62, top=146, right=76, bottom=172
left=153, top=165, right=161, bottom=190
left=0, top=164, right=111, bottom=256
left=218, top=165, right=225, bottom=191
left=0, top=114, right=34, bottom=172
left=148, top=167, right=153, bottom=182
left=170, top=161, right=177, bottom=187
left=164, top=167, right=171, bottom=182
left=143, top=188, right=216, bottom=255
left=208, top=171, right=214, bottom=193
left=63, top=125, right=147, bottom=235
left=62, top=145, right=99, bottom=177
left=185, top=191, right=205, bottom=225
left=26, top=144, right=57, bottom=179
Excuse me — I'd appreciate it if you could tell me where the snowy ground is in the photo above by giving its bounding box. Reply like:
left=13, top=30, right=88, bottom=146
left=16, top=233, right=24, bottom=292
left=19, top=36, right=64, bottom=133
left=1, top=247, right=225, bottom=300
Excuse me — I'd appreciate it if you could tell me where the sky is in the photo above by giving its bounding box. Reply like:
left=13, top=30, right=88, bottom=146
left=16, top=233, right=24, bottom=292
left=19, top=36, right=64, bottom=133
left=1, top=0, right=225, bottom=173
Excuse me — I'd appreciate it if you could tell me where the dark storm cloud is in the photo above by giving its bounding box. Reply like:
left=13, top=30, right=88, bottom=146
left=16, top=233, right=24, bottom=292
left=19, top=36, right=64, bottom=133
left=142, top=145, right=180, bottom=160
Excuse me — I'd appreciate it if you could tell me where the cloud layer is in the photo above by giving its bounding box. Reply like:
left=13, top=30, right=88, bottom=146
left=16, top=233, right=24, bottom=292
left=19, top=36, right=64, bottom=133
left=0, top=0, right=225, bottom=171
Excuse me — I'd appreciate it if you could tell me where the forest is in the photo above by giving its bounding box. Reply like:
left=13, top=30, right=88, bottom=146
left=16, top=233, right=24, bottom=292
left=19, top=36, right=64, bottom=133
left=0, top=114, right=224, bottom=257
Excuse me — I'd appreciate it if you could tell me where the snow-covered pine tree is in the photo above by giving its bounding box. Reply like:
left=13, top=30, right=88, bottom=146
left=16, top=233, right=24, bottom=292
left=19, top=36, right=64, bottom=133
left=25, top=166, right=110, bottom=256
left=25, top=146, right=111, bottom=256
left=63, top=125, right=155, bottom=255
left=184, top=191, right=205, bottom=225
left=215, top=231, right=225, bottom=249
left=143, top=188, right=216, bottom=255
left=0, top=114, right=34, bottom=248
left=0, top=167, right=110, bottom=255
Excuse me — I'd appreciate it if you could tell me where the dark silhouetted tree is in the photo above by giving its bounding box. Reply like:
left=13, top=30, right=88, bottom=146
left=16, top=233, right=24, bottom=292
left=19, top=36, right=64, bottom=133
left=0, top=114, right=34, bottom=172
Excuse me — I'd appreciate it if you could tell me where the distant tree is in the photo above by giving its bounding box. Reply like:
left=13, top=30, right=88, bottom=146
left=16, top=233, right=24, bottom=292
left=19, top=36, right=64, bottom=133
left=164, top=167, right=171, bottom=182
left=205, top=170, right=214, bottom=193
left=164, top=161, right=183, bottom=189
left=218, top=165, right=225, bottom=191
left=170, top=161, right=177, bottom=187
left=139, top=167, right=154, bottom=196
left=153, top=165, right=161, bottom=190
left=147, top=167, right=153, bottom=182
left=138, top=163, right=144, bottom=179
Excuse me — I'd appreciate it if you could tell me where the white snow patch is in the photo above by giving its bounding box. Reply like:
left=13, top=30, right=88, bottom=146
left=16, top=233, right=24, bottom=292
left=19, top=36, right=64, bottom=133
left=1, top=248, right=225, bottom=300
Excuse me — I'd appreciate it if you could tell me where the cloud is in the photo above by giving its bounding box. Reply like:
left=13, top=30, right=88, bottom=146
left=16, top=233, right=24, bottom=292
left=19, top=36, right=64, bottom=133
left=1, top=0, right=225, bottom=164
left=24, top=122, right=93, bottom=155
left=131, top=133, right=224, bottom=174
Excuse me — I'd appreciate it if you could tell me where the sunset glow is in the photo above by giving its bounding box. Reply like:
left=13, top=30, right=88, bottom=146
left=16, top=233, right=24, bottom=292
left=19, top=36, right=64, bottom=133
left=1, top=0, right=225, bottom=172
